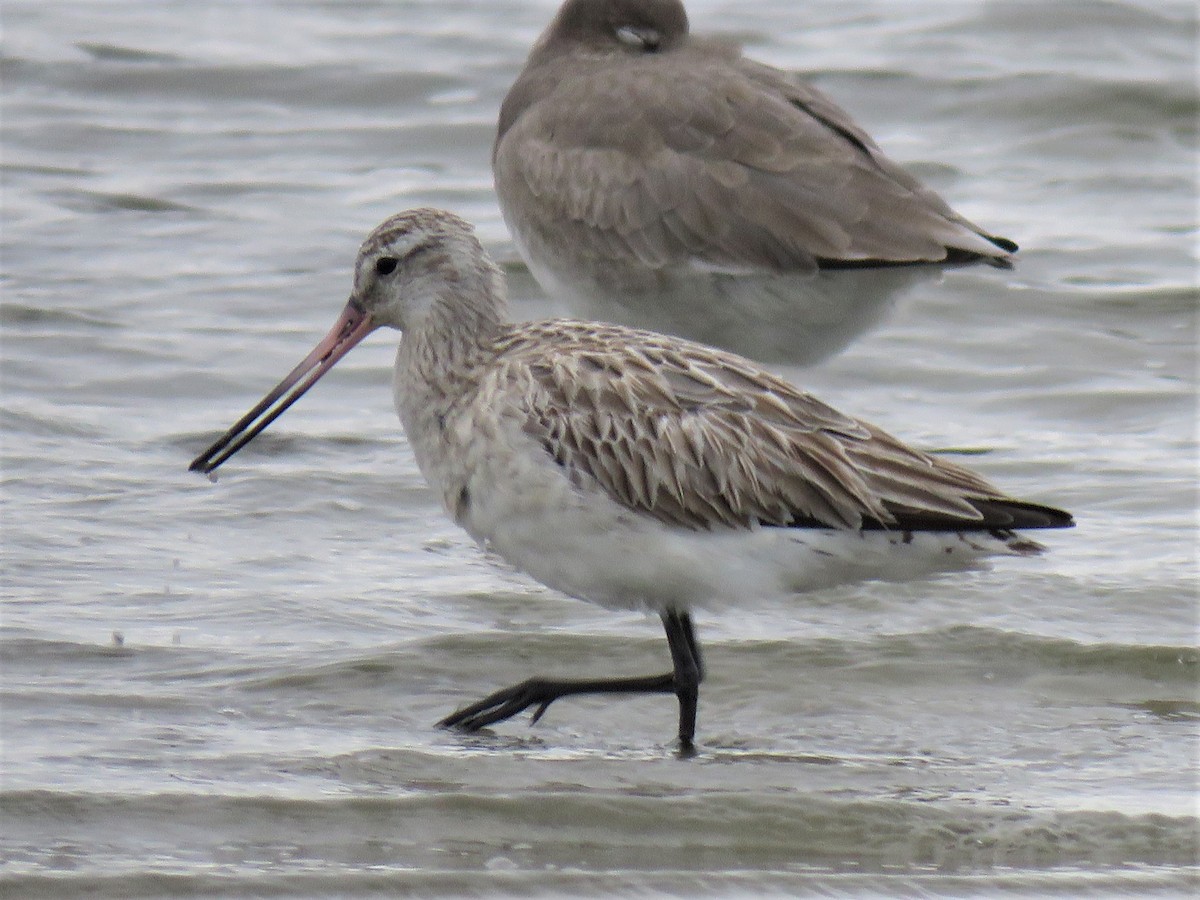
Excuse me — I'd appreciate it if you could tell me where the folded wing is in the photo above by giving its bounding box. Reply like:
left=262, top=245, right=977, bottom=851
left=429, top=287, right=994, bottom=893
left=490, top=322, right=1067, bottom=534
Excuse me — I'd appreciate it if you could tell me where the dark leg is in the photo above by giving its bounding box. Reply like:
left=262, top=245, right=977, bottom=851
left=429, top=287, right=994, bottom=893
left=662, top=610, right=703, bottom=754
left=438, top=611, right=705, bottom=751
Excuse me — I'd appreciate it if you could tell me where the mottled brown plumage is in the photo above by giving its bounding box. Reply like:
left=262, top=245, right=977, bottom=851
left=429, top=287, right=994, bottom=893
left=189, top=208, right=1069, bottom=750
left=484, top=318, right=1059, bottom=535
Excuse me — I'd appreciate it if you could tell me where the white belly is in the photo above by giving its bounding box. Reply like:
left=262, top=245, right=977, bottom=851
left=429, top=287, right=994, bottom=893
left=453, top=446, right=1017, bottom=613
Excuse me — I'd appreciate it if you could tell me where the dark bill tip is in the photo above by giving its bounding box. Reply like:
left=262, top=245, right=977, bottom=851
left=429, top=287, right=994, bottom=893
left=188, top=301, right=375, bottom=475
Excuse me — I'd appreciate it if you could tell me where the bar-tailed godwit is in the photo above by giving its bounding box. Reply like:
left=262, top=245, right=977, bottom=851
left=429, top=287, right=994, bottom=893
left=190, top=208, right=1072, bottom=754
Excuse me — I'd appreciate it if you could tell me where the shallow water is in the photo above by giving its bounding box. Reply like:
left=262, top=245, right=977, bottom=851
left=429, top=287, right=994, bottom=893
left=2, top=0, right=1198, bottom=896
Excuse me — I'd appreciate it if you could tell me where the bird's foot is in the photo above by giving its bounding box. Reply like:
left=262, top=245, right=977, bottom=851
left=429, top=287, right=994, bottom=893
left=438, top=678, right=562, bottom=732
left=675, top=736, right=698, bottom=759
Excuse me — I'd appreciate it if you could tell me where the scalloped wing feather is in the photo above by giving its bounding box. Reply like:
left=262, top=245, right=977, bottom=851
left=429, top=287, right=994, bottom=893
left=490, top=321, right=1008, bottom=532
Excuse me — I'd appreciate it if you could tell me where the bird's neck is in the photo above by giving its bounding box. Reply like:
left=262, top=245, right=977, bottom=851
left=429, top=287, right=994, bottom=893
left=396, top=278, right=507, bottom=393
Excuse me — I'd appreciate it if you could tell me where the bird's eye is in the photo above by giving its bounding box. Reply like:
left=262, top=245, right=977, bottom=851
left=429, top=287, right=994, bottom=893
left=375, top=257, right=399, bottom=276
left=616, top=25, right=660, bottom=52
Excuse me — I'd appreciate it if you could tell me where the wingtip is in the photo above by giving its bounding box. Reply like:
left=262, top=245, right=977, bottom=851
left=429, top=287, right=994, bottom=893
left=1001, top=501, right=1076, bottom=530
left=959, top=499, right=1075, bottom=532
left=984, top=235, right=1019, bottom=268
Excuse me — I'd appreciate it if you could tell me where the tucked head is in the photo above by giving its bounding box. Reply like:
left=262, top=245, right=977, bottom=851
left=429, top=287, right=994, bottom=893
left=542, top=0, right=689, bottom=56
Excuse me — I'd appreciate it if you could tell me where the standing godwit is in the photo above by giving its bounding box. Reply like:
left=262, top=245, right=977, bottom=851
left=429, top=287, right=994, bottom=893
left=494, top=0, right=1018, bottom=363
left=190, top=208, right=1071, bottom=754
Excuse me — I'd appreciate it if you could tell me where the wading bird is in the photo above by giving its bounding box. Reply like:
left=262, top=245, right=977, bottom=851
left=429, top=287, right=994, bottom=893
left=190, top=209, right=1071, bottom=754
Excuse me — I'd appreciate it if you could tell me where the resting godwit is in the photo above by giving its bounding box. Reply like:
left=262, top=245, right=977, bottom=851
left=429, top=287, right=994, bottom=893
left=190, top=208, right=1071, bottom=754
left=495, top=0, right=1018, bottom=363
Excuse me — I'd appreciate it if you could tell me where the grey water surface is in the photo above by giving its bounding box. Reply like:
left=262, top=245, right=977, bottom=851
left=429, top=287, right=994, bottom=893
left=2, top=1, right=1198, bottom=897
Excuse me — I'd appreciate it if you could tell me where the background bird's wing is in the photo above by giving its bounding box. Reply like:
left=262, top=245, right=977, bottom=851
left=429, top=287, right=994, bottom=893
left=495, top=45, right=1012, bottom=273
